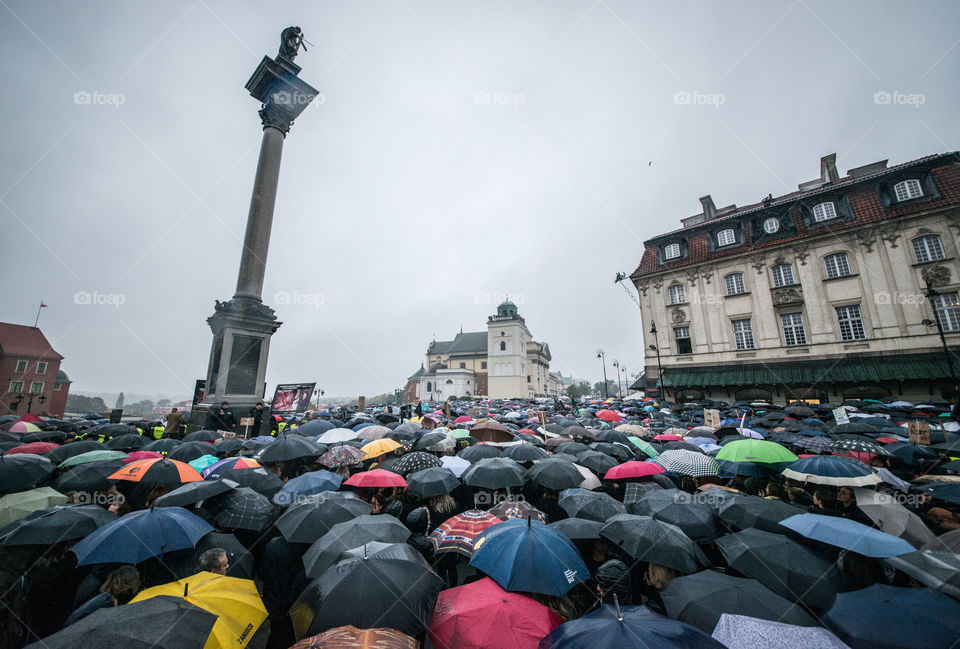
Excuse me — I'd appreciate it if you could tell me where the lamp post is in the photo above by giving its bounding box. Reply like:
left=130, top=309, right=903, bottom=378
left=923, top=280, right=960, bottom=419
left=611, top=359, right=624, bottom=398
left=313, top=387, right=324, bottom=410
left=11, top=393, right=24, bottom=411
left=649, top=321, right=667, bottom=400
left=26, top=392, right=46, bottom=414
left=596, top=348, right=609, bottom=398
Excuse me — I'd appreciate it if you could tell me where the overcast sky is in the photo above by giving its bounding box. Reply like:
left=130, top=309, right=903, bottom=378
left=1, top=1, right=958, bottom=400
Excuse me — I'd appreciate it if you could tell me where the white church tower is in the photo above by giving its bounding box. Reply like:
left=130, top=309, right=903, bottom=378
left=486, top=299, right=532, bottom=398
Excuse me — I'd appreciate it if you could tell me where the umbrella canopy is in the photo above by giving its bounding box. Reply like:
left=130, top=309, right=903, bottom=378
left=779, top=513, right=916, bottom=557
left=276, top=494, right=372, bottom=544
left=830, top=438, right=894, bottom=456
left=273, top=470, right=343, bottom=506
left=344, top=469, right=408, bottom=489
left=603, top=460, right=666, bottom=480
left=45, top=440, right=105, bottom=464
left=58, top=449, right=128, bottom=468
left=470, top=517, right=588, bottom=596
left=154, top=479, right=236, bottom=509
left=291, top=626, right=418, bottom=649
left=459, top=444, right=503, bottom=463
left=52, top=458, right=126, bottom=493
left=654, top=449, right=719, bottom=477
left=547, top=517, right=602, bottom=540
left=429, top=577, right=563, bottom=649
left=201, top=487, right=275, bottom=532
left=201, top=457, right=261, bottom=479
left=781, top=456, right=880, bottom=487
left=823, top=584, right=960, bottom=649
left=182, top=430, right=221, bottom=442
left=716, top=527, right=848, bottom=608
left=430, top=509, right=503, bottom=557
left=406, top=467, right=459, bottom=499
left=575, top=450, right=619, bottom=475
left=541, top=602, right=726, bottom=649
left=291, top=542, right=443, bottom=640
left=168, top=441, right=218, bottom=462
left=388, top=451, right=443, bottom=476
left=711, top=614, right=851, bottom=649
left=141, top=438, right=182, bottom=455
left=24, top=595, right=217, bottom=649
left=462, top=457, right=526, bottom=489
left=131, top=572, right=267, bottom=649
left=716, top=496, right=802, bottom=533
left=105, top=433, right=148, bottom=451
left=303, top=514, right=411, bottom=577
left=501, top=443, right=550, bottom=462
left=716, top=439, right=798, bottom=464
left=205, top=467, right=283, bottom=498
left=489, top=499, right=548, bottom=524
left=257, top=435, right=321, bottom=463
left=0, top=453, right=54, bottom=492
left=110, top=458, right=203, bottom=489
left=558, top=488, right=626, bottom=522
left=318, top=445, right=365, bottom=468
left=884, top=550, right=960, bottom=599
left=470, top=421, right=514, bottom=443
left=440, top=455, right=471, bottom=477
left=317, top=428, right=359, bottom=444
left=71, top=506, right=213, bottom=566
left=629, top=490, right=721, bottom=542
left=526, top=460, right=585, bottom=491
left=0, top=503, right=115, bottom=546
left=661, top=570, right=817, bottom=634
left=853, top=488, right=937, bottom=548
left=0, top=487, right=69, bottom=526
left=361, top=438, right=402, bottom=460
left=599, top=514, right=708, bottom=574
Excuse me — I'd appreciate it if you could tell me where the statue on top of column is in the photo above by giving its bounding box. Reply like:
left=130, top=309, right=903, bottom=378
left=279, top=26, right=306, bottom=61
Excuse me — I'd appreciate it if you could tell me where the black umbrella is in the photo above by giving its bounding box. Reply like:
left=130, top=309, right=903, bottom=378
left=462, top=457, right=526, bottom=490
left=205, top=466, right=283, bottom=498
left=45, top=440, right=106, bottom=465
left=388, top=451, right=443, bottom=476
left=20, top=430, right=66, bottom=443
left=200, top=486, right=275, bottom=532
left=25, top=594, right=216, bottom=649
left=406, top=467, right=459, bottom=499
left=213, top=438, right=244, bottom=455
left=303, top=514, right=411, bottom=577
left=182, top=430, right=220, bottom=442
left=291, top=541, right=443, bottom=640
left=154, top=479, right=236, bottom=508
left=275, top=494, right=372, bottom=543
left=412, top=432, right=448, bottom=451
left=661, top=570, right=817, bottom=634
left=141, top=438, right=182, bottom=455
left=526, top=460, right=585, bottom=491
left=599, top=514, right=708, bottom=574
left=87, top=423, right=139, bottom=440
left=716, top=527, right=849, bottom=608
left=629, top=490, right=721, bottom=542
left=51, top=459, right=126, bottom=493
left=168, top=441, right=217, bottom=462
left=558, top=488, right=626, bottom=523
left=575, top=450, right=619, bottom=475
left=0, top=454, right=54, bottom=492
left=593, top=430, right=634, bottom=445
left=548, top=517, right=602, bottom=540
left=256, top=435, right=321, bottom=463
left=105, top=433, right=148, bottom=451
left=0, top=504, right=115, bottom=546
left=716, top=495, right=803, bottom=533
left=557, top=442, right=592, bottom=456
left=500, top=443, right=549, bottom=462
left=591, top=442, right=635, bottom=460
left=459, top=445, right=502, bottom=463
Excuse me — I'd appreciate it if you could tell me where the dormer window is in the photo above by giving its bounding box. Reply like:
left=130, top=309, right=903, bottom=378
left=664, top=243, right=681, bottom=260
left=716, top=228, right=736, bottom=246
left=812, top=201, right=837, bottom=222
left=894, top=179, right=923, bottom=202
left=762, top=217, right=781, bottom=234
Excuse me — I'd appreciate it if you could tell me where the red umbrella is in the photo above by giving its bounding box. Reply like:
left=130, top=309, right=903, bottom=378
left=875, top=437, right=901, bottom=444
left=603, top=461, right=666, bottom=480
left=123, top=450, right=164, bottom=463
left=429, top=577, right=563, bottom=649
left=653, top=434, right=684, bottom=441
left=454, top=416, right=474, bottom=424
left=6, top=441, right=60, bottom=455
left=595, top=409, right=623, bottom=422
left=17, top=413, right=43, bottom=423
left=343, top=469, right=408, bottom=488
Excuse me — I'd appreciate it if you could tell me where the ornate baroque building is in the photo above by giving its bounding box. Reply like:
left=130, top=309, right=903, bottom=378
left=630, top=151, right=960, bottom=403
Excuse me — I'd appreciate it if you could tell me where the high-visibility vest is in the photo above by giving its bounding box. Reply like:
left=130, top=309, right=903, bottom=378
left=278, top=422, right=288, bottom=434
left=153, top=426, right=165, bottom=439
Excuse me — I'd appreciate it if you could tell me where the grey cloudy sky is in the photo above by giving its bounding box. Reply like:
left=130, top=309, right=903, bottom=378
left=1, top=1, right=958, bottom=399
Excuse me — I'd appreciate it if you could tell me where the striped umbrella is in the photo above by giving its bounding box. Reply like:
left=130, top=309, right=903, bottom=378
left=627, top=437, right=660, bottom=457
left=654, top=449, right=719, bottom=478
left=201, top=456, right=261, bottom=478
left=430, top=509, right=503, bottom=557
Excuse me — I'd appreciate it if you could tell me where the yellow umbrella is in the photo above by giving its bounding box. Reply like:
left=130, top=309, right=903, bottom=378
left=361, top=438, right=402, bottom=460
left=130, top=572, right=267, bottom=649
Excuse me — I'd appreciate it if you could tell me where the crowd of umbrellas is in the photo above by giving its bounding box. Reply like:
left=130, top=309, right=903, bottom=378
left=1, top=393, right=960, bottom=649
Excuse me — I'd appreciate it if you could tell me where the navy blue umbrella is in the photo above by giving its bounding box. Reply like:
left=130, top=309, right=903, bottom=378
left=824, top=584, right=960, bottom=649
left=539, top=601, right=725, bottom=649
left=779, top=513, right=915, bottom=557
left=471, top=517, right=588, bottom=596
left=70, top=507, right=213, bottom=565
left=272, top=470, right=343, bottom=506
left=781, top=455, right=880, bottom=487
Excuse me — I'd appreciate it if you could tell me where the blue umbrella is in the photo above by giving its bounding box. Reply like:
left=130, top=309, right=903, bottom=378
left=711, top=613, right=851, bottom=649
left=298, top=419, right=336, bottom=435
left=781, top=455, right=880, bottom=487
left=470, top=517, right=588, bottom=596
left=273, top=470, right=343, bottom=506
left=70, top=507, right=213, bottom=565
left=541, top=602, right=725, bottom=649
left=823, top=584, right=960, bottom=649
left=779, top=513, right=915, bottom=557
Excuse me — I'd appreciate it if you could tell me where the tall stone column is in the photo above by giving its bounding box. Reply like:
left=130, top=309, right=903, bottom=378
left=194, top=33, right=319, bottom=430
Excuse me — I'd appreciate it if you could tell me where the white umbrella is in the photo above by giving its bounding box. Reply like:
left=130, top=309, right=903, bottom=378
left=854, top=488, right=937, bottom=548
left=317, top=428, right=358, bottom=444
left=571, top=463, right=602, bottom=490
left=440, top=455, right=471, bottom=478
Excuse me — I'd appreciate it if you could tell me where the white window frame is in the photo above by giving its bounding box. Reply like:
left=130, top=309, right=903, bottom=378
left=668, top=284, right=686, bottom=305
left=54, top=382, right=63, bottom=391
left=932, top=292, right=960, bottom=333
left=771, top=264, right=795, bottom=287
left=812, top=201, right=837, bottom=222
left=36, top=361, right=47, bottom=374
left=8, top=381, right=24, bottom=394
left=780, top=312, right=807, bottom=346
left=913, top=235, right=945, bottom=264
left=29, top=381, right=44, bottom=395
left=824, top=253, right=852, bottom=279
left=724, top=273, right=746, bottom=296
left=763, top=217, right=781, bottom=234
left=717, top=229, right=736, bottom=247
left=674, top=327, right=692, bottom=355
left=894, top=179, right=923, bottom=202
left=836, top=305, right=867, bottom=341
left=15, top=360, right=27, bottom=373
left=664, top=243, right=681, bottom=260
left=732, top=319, right=755, bottom=350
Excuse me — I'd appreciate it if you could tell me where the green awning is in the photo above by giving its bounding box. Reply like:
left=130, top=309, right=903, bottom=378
left=658, top=352, right=958, bottom=388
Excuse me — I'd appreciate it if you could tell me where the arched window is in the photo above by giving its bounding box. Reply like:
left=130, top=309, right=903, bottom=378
left=445, top=379, right=453, bottom=384
left=812, top=201, right=837, bottom=222
left=426, top=382, right=432, bottom=392
left=716, top=228, right=736, bottom=246
left=500, top=341, right=506, bottom=351
left=668, top=284, right=685, bottom=305
left=894, top=179, right=923, bottom=202
left=663, top=243, right=681, bottom=260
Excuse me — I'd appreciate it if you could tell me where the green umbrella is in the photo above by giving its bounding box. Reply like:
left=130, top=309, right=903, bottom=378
left=188, top=454, right=220, bottom=472
left=450, top=430, right=472, bottom=439
left=716, top=439, right=798, bottom=464
left=0, top=487, right=69, bottom=526
left=628, top=437, right=659, bottom=458
left=58, top=450, right=128, bottom=468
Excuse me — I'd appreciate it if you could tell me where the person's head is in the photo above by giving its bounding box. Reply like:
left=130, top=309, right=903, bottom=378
left=100, top=565, right=140, bottom=604
left=405, top=506, right=431, bottom=536
left=763, top=482, right=786, bottom=500
left=429, top=494, right=456, bottom=514
left=198, top=548, right=229, bottom=575
left=927, top=507, right=960, bottom=532
left=643, top=562, right=676, bottom=590
left=171, top=408, right=178, bottom=413
left=837, top=486, right=856, bottom=506
left=786, top=486, right=813, bottom=507
left=255, top=402, right=263, bottom=410
left=596, top=559, right=631, bottom=603
left=370, top=493, right=387, bottom=514
left=221, top=402, right=229, bottom=409
left=813, top=486, right=837, bottom=510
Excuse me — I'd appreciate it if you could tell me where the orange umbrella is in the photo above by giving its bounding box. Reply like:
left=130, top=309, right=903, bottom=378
left=109, top=458, right=203, bottom=489
left=290, top=626, right=418, bottom=649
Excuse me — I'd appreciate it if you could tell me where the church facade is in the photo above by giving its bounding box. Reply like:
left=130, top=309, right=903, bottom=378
left=403, top=301, right=562, bottom=401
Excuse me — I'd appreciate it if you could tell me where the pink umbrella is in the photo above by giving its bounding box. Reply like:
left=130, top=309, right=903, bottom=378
left=123, top=450, right=164, bottom=463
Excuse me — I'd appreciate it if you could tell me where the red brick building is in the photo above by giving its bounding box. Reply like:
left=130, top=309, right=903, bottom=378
left=0, top=323, right=71, bottom=417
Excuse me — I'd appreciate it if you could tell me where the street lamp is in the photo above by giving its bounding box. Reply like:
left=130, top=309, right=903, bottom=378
left=10, top=393, right=24, bottom=411
left=649, top=321, right=667, bottom=400
left=313, top=388, right=325, bottom=410
left=26, top=392, right=46, bottom=414
left=596, top=348, right=609, bottom=398
left=923, top=281, right=960, bottom=419
left=611, top=359, right=624, bottom=398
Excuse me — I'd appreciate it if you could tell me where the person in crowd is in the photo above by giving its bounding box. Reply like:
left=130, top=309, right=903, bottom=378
left=209, top=401, right=236, bottom=433
left=248, top=401, right=267, bottom=438
left=197, top=548, right=229, bottom=575
left=404, top=507, right=435, bottom=562
left=836, top=485, right=875, bottom=526
left=595, top=559, right=632, bottom=605
left=63, top=565, right=140, bottom=628
left=926, top=506, right=960, bottom=533
left=164, top=407, right=185, bottom=439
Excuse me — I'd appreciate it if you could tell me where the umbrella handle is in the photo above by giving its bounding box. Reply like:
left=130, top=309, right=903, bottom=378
left=613, top=593, right=622, bottom=621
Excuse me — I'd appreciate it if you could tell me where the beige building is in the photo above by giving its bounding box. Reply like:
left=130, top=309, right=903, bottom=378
left=629, top=151, right=960, bottom=403
left=403, top=300, right=558, bottom=401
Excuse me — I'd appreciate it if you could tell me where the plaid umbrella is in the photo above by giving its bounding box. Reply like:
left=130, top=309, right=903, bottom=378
left=489, top=500, right=547, bottom=523
left=387, top=451, right=442, bottom=476
left=792, top=436, right=835, bottom=452
left=430, top=509, right=503, bottom=557
left=318, top=446, right=365, bottom=468
left=654, top=449, right=719, bottom=477
left=200, top=487, right=274, bottom=532
left=830, top=438, right=894, bottom=456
